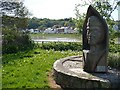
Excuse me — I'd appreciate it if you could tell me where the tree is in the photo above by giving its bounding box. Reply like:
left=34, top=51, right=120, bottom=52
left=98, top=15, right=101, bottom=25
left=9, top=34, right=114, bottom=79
left=1, top=0, right=34, bottom=54
left=1, top=0, right=31, bottom=30
left=27, top=17, right=75, bottom=30
left=92, top=0, right=120, bottom=44
left=74, top=4, right=86, bottom=33
left=1, top=0, right=31, bottom=17
left=28, top=17, right=40, bottom=29
left=92, top=0, right=120, bottom=20
left=74, top=0, right=120, bottom=42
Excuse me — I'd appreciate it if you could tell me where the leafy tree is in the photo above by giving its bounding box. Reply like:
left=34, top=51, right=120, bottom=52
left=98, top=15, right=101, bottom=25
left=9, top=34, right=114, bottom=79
left=28, top=17, right=40, bottom=29
left=1, top=0, right=31, bottom=18
left=1, top=0, right=34, bottom=54
left=27, top=18, right=75, bottom=30
left=74, top=0, right=120, bottom=44
left=1, top=0, right=31, bottom=30
left=2, top=26, right=34, bottom=54
left=92, top=0, right=120, bottom=44
left=74, top=4, right=86, bottom=33
left=93, top=1, right=118, bottom=20
left=2, top=15, right=28, bottom=30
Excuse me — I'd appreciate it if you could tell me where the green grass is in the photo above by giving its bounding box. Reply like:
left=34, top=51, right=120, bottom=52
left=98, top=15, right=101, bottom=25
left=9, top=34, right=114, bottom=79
left=2, top=41, right=120, bottom=88
left=2, top=49, right=82, bottom=88
left=30, top=33, right=82, bottom=40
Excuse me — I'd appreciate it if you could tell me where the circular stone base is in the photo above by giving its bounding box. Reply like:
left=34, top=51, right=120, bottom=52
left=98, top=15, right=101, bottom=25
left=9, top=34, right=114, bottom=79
left=53, top=56, right=120, bottom=88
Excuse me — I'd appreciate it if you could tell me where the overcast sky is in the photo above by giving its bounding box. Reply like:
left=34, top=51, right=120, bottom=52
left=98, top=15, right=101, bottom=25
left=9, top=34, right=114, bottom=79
left=24, top=0, right=118, bottom=20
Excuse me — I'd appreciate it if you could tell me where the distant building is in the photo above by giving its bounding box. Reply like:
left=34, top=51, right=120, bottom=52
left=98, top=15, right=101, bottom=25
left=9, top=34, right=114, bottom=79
left=44, top=26, right=78, bottom=34
left=27, top=29, right=40, bottom=33
left=44, top=28, right=57, bottom=33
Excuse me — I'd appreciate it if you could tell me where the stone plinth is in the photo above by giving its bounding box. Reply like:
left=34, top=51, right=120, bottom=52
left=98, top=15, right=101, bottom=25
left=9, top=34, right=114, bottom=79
left=53, top=56, right=120, bottom=88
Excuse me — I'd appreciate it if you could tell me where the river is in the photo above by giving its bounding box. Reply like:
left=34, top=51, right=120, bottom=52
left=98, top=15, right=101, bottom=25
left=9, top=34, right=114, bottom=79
left=32, top=37, right=81, bottom=43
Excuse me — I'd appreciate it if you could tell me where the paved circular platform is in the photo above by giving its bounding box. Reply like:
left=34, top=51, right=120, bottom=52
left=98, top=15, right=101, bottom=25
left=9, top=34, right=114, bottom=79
left=53, top=56, right=120, bottom=88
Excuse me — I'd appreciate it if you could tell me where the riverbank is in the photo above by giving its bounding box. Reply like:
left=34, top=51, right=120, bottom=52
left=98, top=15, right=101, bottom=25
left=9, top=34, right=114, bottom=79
left=30, top=33, right=82, bottom=40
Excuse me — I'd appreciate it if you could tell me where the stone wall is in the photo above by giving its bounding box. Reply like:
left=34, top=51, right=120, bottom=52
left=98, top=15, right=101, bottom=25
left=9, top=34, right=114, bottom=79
left=53, top=56, right=120, bottom=89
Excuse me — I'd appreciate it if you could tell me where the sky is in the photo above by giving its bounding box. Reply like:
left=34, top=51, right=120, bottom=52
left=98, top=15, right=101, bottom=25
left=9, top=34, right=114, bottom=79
left=23, top=0, right=118, bottom=20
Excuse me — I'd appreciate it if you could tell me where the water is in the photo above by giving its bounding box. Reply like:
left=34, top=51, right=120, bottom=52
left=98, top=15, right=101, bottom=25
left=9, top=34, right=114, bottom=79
left=32, top=37, right=81, bottom=43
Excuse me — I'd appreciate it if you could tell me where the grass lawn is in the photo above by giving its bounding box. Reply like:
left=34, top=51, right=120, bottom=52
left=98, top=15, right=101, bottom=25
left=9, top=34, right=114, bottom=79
left=2, top=48, right=82, bottom=88
left=30, top=33, right=82, bottom=40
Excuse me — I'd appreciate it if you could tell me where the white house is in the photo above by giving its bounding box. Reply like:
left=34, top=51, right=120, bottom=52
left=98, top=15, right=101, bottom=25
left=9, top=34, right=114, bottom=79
left=44, top=28, right=57, bottom=33
left=34, top=29, right=40, bottom=33
left=43, top=26, right=78, bottom=34
left=27, top=29, right=40, bottom=33
left=29, top=29, right=34, bottom=33
left=64, top=27, right=78, bottom=34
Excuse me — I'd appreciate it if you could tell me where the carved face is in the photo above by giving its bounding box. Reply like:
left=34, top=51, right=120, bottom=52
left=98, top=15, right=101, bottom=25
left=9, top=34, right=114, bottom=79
left=87, top=16, right=104, bottom=45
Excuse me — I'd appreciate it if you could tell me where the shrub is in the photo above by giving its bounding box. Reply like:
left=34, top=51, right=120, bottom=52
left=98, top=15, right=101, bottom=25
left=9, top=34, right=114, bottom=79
left=109, top=44, right=120, bottom=53
left=41, top=42, right=82, bottom=51
left=2, top=27, right=35, bottom=54
left=108, top=53, right=120, bottom=70
left=41, top=42, right=120, bottom=70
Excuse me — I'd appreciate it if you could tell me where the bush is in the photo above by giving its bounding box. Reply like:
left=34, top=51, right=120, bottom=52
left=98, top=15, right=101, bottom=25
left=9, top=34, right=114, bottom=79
left=108, top=53, right=120, bottom=70
left=41, top=41, right=120, bottom=52
left=41, top=42, right=82, bottom=51
left=2, top=27, right=35, bottom=54
left=41, top=42, right=120, bottom=70
left=109, top=44, right=120, bottom=53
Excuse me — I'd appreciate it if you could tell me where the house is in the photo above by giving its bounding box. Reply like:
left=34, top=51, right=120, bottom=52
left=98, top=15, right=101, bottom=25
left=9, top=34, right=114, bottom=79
left=44, top=28, right=57, bottom=33
left=27, top=29, right=40, bottom=33
left=43, top=26, right=78, bottom=34
left=57, top=27, right=65, bottom=33
left=64, top=27, right=78, bottom=34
